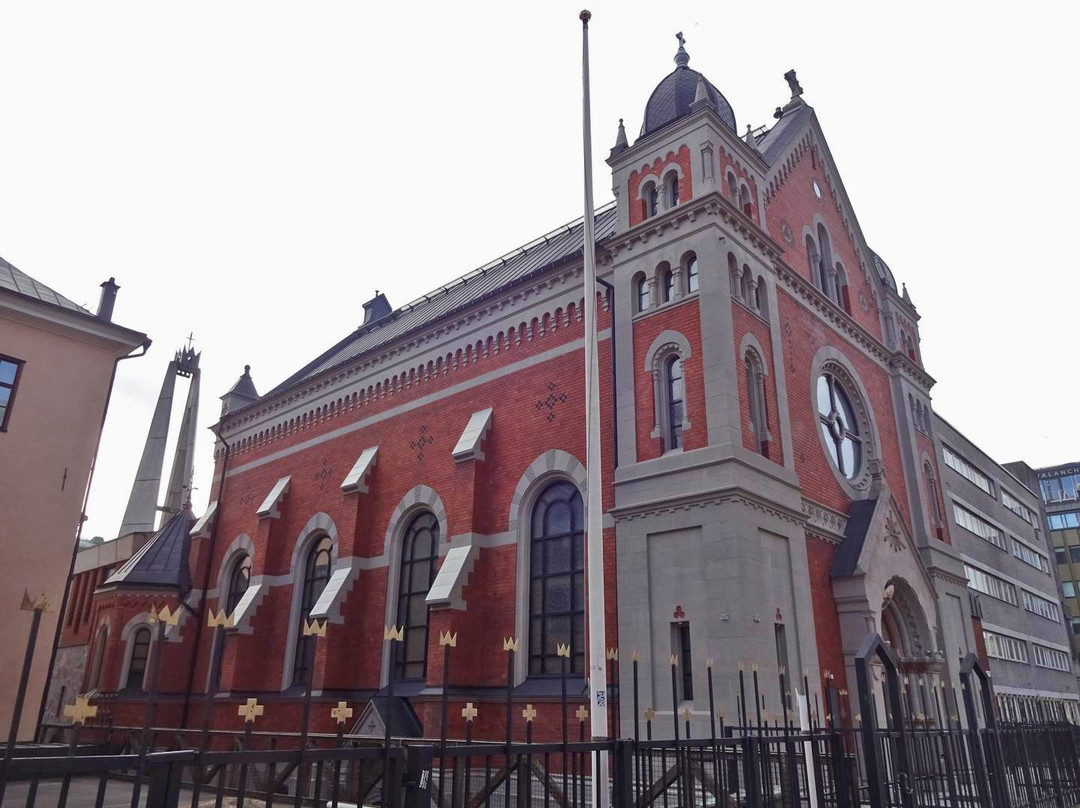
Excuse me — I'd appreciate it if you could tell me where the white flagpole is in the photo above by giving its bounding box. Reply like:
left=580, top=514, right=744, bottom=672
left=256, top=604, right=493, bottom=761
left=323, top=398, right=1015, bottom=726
left=579, top=10, right=610, bottom=808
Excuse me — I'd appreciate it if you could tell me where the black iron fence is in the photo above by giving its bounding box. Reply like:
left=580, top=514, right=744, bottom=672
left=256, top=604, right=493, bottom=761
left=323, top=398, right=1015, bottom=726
left=4, top=633, right=1080, bottom=808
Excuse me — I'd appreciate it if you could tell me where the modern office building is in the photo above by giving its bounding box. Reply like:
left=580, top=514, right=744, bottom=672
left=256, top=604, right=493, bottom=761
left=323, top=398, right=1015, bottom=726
left=931, top=420, right=1078, bottom=720
left=1008, top=462, right=1080, bottom=680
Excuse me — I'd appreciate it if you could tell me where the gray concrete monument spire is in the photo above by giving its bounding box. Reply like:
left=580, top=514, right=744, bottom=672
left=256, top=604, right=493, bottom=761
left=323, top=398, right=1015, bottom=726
left=117, top=346, right=201, bottom=536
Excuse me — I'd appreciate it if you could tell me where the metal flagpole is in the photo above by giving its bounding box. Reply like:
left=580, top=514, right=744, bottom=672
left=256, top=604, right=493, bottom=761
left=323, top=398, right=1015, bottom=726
left=579, top=10, right=610, bottom=808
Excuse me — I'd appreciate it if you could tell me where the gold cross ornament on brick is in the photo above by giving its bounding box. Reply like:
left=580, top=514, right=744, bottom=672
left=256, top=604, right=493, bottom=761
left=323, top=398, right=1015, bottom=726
left=522, top=704, right=537, bottom=722
left=576, top=705, right=589, bottom=723
left=331, top=702, right=353, bottom=724
left=238, top=698, right=264, bottom=723
left=63, top=695, right=98, bottom=725
left=462, top=702, right=479, bottom=722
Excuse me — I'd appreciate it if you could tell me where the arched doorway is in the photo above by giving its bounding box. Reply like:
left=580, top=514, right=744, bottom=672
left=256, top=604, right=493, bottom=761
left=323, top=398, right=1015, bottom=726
left=880, top=577, right=942, bottom=724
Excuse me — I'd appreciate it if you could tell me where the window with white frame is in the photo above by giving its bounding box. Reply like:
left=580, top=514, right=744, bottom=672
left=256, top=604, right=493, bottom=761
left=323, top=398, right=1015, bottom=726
left=942, top=445, right=994, bottom=496
left=1002, top=489, right=1034, bottom=524
left=1012, top=539, right=1051, bottom=574
left=1022, top=590, right=1061, bottom=622
left=642, top=181, right=659, bottom=219
left=953, top=503, right=1006, bottom=550
left=661, top=266, right=674, bottom=303
left=744, top=350, right=770, bottom=458
left=816, top=371, right=863, bottom=480
left=665, top=172, right=680, bottom=208
left=964, top=564, right=1018, bottom=605
left=1062, top=581, right=1076, bottom=598
left=983, top=630, right=1028, bottom=663
left=634, top=273, right=650, bottom=314
left=1032, top=644, right=1071, bottom=672
left=664, top=355, right=685, bottom=451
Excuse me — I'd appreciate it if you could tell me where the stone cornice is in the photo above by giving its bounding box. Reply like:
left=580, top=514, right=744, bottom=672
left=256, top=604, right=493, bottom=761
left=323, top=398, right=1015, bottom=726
left=605, top=191, right=784, bottom=264
left=610, top=485, right=805, bottom=528
left=802, top=498, right=848, bottom=545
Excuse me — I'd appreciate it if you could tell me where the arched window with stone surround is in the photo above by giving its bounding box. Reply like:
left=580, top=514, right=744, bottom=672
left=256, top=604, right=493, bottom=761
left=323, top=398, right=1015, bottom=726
left=816, top=224, right=833, bottom=294
left=739, top=184, right=753, bottom=217
left=393, top=511, right=438, bottom=681
left=660, top=265, right=674, bottom=303
left=924, top=461, right=944, bottom=539
left=665, top=171, right=680, bottom=208
left=642, top=180, right=659, bottom=219
left=665, top=355, right=685, bottom=451
left=684, top=253, right=699, bottom=294
left=125, top=627, right=151, bottom=691
left=528, top=481, right=585, bottom=676
left=225, top=554, right=251, bottom=616
left=805, top=235, right=821, bottom=291
left=740, top=267, right=754, bottom=307
left=816, top=371, right=862, bottom=479
left=634, top=273, right=649, bottom=314
left=88, top=625, right=108, bottom=690
left=726, top=170, right=738, bottom=204
left=755, top=275, right=768, bottom=317
left=744, top=350, right=770, bottom=457
left=291, top=535, right=332, bottom=687
left=834, top=264, right=851, bottom=314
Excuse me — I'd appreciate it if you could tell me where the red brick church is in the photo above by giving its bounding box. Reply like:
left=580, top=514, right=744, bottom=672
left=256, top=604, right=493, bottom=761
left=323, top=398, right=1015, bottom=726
left=50, top=34, right=975, bottom=741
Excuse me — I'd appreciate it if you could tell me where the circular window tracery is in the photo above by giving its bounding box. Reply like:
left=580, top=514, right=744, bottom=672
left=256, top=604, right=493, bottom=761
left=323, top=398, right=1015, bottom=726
left=816, top=372, right=862, bottom=479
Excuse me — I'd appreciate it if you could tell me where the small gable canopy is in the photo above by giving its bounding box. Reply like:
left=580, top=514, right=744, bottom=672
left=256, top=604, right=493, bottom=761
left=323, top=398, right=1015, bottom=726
left=101, top=507, right=195, bottom=595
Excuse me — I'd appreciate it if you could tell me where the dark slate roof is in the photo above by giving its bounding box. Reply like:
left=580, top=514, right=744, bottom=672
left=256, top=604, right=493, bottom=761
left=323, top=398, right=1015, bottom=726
left=351, top=695, right=423, bottom=738
left=101, top=507, right=195, bottom=594
left=753, top=101, right=813, bottom=167
left=0, top=255, right=89, bottom=314
left=870, top=250, right=897, bottom=291
left=264, top=204, right=618, bottom=399
left=831, top=498, right=877, bottom=578
left=225, top=366, right=260, bottom=402
left=641, top=66, right=736, bottom=139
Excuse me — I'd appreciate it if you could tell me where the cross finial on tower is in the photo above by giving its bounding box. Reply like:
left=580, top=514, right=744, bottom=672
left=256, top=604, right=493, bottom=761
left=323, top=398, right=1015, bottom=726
left=674, top=32, right=689, bottom=68
left=186, top=332, right=195, bottom=351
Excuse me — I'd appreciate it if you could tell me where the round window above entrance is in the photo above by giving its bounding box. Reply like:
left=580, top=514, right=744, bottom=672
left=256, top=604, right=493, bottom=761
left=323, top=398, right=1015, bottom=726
left=816, top=372, right=862, bottom=480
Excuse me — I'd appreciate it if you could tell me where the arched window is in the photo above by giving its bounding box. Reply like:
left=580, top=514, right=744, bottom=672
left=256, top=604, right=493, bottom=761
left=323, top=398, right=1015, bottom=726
left=740, top=267, right=754, bottom=307
left=745, top=351, right=770, bottom=457
left=665, top=355, right=685, bottom=451
left=924, top=461, right=944, bottom=539
left=755, top=275, right=768, bottom=317
left=528, top=481, right=585, bottom=676
left=739, top=185, right=753, bottom=217
left=834, top=264, right=850, bottom=313
left=642, top=181, right=658, bottom=218
left=291, top=536, right=332, bottom=687
left=225, top=554, right=251, bottom=616
left=816, top=224, right=833, bottom=294
left=88, top=626, right=108, bottom=690
left=394, top=511, right=439, bottom=681
left=661, top=267, right=674, bottom=303
left=805, top=236, right=820, bottom=290
left=685, top=255, right=699, bottom=294
left=816, top=372, right=862, bottom=479
left=726, top=171, right=738, bottom=203
left=728, top=252, right=740, bottom=296
left=126, top=627, right=151, bottom=691
left=665, top=173, right=680, bottom=208
left=634, top=274, right=650, bottom=314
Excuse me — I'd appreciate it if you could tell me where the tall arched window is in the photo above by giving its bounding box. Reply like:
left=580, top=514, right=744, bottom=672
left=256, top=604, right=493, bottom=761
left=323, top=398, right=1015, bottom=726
left=291, top=536, right=332, bottom=687
left=740, top=267, right=754, bottom=307
left=661, top=268, right=674, bottom=303
left=225, top=555, right=251, bottom=616
left=805, top=236, right=821, bottom=291
left=755, top=275, right=768, bottom=317
left=816, top=224, right=833, bottom=293
left=685, top=255, right=699, bottom=294
left=834, top=264, right=850, bottom=314
left=924, top=461, right=944, bottom=538
left=528, top=481, right=585, bottom=676
left=634, top=274, right=650, bottom=313
left=665, top=355, right=685, bottom=451
left=643, top=182, right=658, bottom=218
left=739, top=185, right=753, bottom=217
left=126, top=627, right=151, bottom=691
left=816, top=372, right=862, bottom=479
left=394, top=512, right=439, bottom=681
left=745, top=351, right=770, bottom=457
left=665, top=173, right=679, bottom=208
left=88, top=626, right=108, bottom=690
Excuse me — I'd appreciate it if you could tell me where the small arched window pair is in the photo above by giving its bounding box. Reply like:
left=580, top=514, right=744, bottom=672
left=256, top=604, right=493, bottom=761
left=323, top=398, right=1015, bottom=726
left=744, top=350, right=770, bottom=458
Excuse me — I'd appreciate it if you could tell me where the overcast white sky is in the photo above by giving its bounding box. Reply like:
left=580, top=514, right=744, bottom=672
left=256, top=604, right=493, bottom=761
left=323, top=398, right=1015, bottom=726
left=2, top=2, right=1076, bottom=541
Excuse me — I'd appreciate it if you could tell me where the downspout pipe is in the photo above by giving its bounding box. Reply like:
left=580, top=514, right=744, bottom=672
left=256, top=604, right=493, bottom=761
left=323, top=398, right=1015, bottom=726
left=35, top=337, right=152, bottom=739
left=179, top=425, right=230, bottom=728
left=595, top=275, right=618, bottom=471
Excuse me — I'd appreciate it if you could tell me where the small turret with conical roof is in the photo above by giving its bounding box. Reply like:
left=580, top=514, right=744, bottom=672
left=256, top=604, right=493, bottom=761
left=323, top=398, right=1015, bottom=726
left=220, top=364, right=259, bottom=417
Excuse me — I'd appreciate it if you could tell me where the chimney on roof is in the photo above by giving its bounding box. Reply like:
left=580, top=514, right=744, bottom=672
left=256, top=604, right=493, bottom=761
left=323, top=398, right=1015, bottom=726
left=97, top=277, right=119, bottom=321
left=362, top=290, right=392, bottom=325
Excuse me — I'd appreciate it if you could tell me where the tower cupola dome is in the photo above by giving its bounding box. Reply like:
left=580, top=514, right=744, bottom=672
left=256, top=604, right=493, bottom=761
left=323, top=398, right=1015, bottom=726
left=640, top=33, right=736, bottom=139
